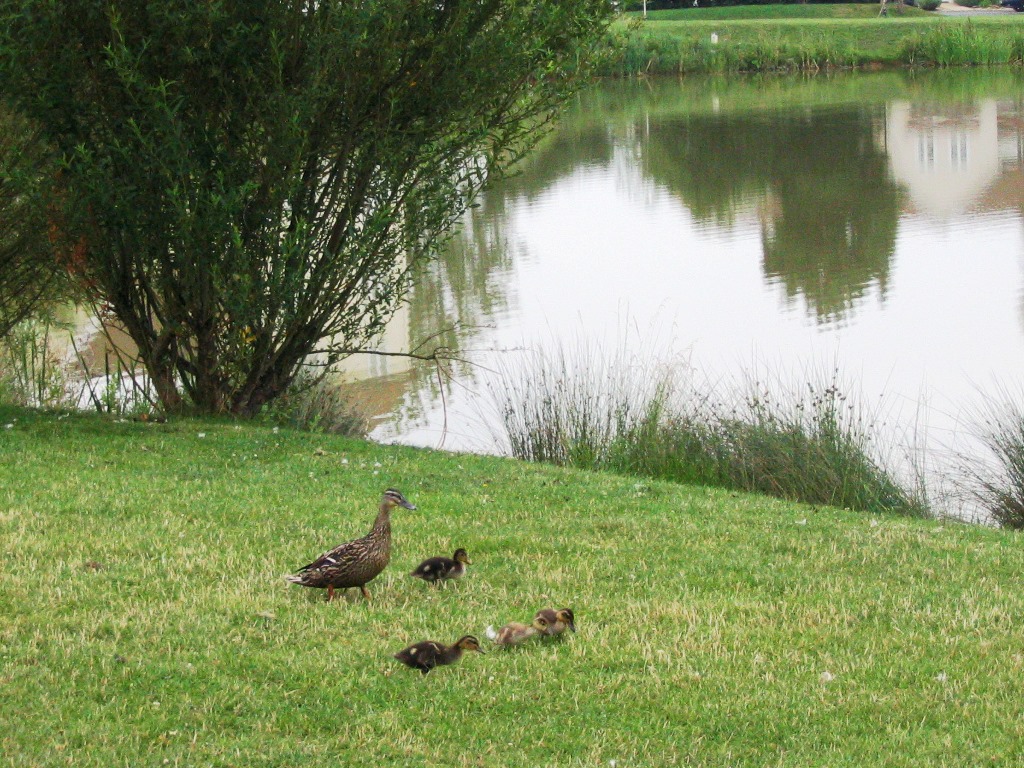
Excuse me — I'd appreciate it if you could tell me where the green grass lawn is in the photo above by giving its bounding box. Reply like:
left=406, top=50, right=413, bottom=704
left=2, top=405, right=1023, bottom=766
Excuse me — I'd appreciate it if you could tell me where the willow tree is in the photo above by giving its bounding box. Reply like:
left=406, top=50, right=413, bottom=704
left=0, top=1, right=613, bottom=415
left=0, top=107, right=69, bottom=339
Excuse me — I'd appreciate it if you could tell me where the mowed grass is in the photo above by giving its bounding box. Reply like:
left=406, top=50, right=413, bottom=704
left=2, top=406, right=1024, bottom=766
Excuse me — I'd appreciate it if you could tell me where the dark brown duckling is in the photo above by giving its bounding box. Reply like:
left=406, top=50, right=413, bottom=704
left=486, top=615, right=549, bottom=647
left=285, top=488, right=416, bottom=602
left=410, top=548, right=471, bottom=585
left=393, top=635, right=485, bottom=674
left=534, top=608, right=576, bottom=636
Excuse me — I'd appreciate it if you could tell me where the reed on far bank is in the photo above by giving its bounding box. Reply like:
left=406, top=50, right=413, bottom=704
left=903, top=21, right=1024, bottom=65
left=603, top=11, right=1024, bottom=75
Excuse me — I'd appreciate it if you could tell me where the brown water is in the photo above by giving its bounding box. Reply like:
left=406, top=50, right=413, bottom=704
left=343, top=70, right=1024, bottom=506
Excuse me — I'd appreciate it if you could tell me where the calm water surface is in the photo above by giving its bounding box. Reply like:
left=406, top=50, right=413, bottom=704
left=346, top=70, right=1024, bottom=505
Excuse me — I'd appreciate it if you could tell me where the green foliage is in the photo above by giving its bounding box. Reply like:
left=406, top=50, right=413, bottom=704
left=919, top=0, right=942, bottom=9
left=0, top=105, right=73, bottom=338
left=0, top=1, right=613, bottom=417
left=1, top=408, right=1023, bottom=764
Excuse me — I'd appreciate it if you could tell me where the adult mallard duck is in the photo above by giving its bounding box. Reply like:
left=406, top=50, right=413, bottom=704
left=534, top=608, right=576, bottom=636
left=485, top=615, right=549, bottom=647
left=285, top=488, right=416, bottom=602
left=393, top=635, right=485, bottom=674
left=409, top=548, right=471, bottom=585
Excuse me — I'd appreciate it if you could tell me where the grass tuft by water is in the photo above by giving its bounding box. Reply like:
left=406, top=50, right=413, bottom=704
left=960, top=390, right=1024, bottom=529
left=489, top=344, right=928, bottom=518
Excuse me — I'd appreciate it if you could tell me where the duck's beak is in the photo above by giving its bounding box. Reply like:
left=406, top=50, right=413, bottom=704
left=569, top=622, right=577, bottom=633
left=401, top=500, right=417, bottom=510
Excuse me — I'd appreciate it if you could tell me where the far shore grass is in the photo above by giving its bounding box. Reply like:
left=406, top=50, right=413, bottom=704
left=2, top=405, right=1023, bottom=765
left=606, top=5, right=1024, bottom=74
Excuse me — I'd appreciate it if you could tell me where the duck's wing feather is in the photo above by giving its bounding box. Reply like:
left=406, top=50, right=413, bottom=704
left=295, top=532, right=372, bottom=573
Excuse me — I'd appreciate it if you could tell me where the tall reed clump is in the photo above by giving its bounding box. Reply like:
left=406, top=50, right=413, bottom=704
left=960, top=393, right=1024, bottom=529
left=486, top=341, right=670, bottom=469
left=726, top=35, right=859, bottom=74
left=0, top=316, right=159, bottom=415
left=900, top=23, right=1022, bottom=67
left=616, top=28, right=688, bottom=75
left=708, top=374, right=927, bottom=516
left=488, top=344, right=928, bottom=517
left=0, top=317, right=73, bottom=408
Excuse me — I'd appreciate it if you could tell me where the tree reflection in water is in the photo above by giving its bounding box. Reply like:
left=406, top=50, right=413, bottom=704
left=642, top=106, right=903, bottom=324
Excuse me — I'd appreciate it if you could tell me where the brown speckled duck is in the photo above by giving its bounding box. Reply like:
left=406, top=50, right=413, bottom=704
left=410, top=548, right=471, bottom=585
left=534, top=608, right=576, bottom=636
left=486, top=615, right=549, bottom=647
left=393, top=635, right=485, bottom=674
left=285, top=488, right=416, bottom=602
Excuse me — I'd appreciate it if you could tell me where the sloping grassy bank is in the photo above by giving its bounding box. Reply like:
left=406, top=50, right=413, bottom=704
left=606, top=12, right=1024, bottom=74
left=2, top=406, right=1023, bottom=766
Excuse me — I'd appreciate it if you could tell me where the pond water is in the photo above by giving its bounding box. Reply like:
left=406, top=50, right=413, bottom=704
left=343, top=69, right=1024, bottom=512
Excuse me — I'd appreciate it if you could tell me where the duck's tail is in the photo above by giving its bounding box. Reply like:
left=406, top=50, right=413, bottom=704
left=484, top=625, right=498, bottom=642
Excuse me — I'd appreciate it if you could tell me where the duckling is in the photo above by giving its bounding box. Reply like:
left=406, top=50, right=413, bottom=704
left=285, top=488, right=416, bottom=602
left=410, top=548, right=471, bottom=585
left=534, top=607, right=576, bottom=636
left=393, top=635, right=485, bottom=674
left=486, top=615, right=549, bottom=647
